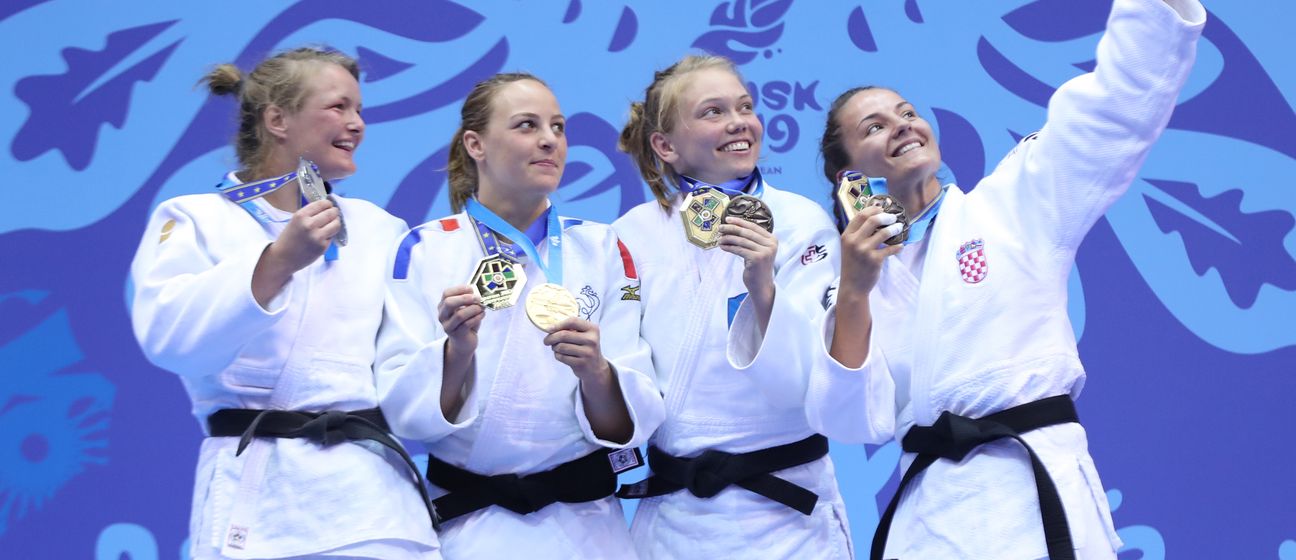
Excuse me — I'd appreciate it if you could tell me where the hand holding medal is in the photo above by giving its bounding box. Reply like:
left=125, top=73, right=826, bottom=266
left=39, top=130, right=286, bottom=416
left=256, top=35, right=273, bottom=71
left=296, top=157, right=348, bottom=246
left=837, top=171, right=908, bottom=245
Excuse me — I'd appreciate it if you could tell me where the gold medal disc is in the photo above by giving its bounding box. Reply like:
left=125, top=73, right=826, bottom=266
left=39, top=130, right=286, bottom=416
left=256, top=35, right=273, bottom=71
left=680, top=188, right=730, bottom=249
left=470, top=255, right=527, bottom=310
left=836, top=171, right=909, bottom=245
left=525, top=283, right=580, bottom=332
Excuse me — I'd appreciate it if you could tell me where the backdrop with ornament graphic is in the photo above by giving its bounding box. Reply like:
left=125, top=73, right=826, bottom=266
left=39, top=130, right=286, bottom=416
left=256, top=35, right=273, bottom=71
left=2, top=1, right=1293, bottom=558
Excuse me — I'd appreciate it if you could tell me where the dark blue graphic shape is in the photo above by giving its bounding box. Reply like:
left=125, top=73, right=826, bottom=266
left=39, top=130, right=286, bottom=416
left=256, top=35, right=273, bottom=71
left=846, top=7, right=878, bottom=53
left=1002, top=0, right=1106, bottom=42
left=608, top=7, right=638, bottom=53
left=0, top=0, right=51, bottom=21
left=692, top=0, right=790, bottom=64
left=562, top=0, right=581, bottom=23
left=387, top=146, right=450, bottom=227
left=355, top=45, right=413, bottom=82
left=976, top=36, right=1054, bottom=108
left=559, top=113, right=648, bottom=214
left=12, top=21, right=180, bottom=170
left=904, top=0, right=924, bottom=23
left=1142, top=179, right=1296, bottom=309
left=930, top=107, right=985, bottom=190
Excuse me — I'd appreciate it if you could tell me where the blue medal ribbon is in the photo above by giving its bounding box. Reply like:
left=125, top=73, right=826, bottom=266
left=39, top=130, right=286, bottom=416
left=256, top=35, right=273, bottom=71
left=465, top=199, right=563, bottom=285
left=678, top=169, right=764, bottom=198
left=216, top=172, right=339, bottom=261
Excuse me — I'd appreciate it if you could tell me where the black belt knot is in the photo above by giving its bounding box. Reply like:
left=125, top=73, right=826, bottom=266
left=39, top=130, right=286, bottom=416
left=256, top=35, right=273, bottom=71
left=617, top=434, right=829, bottom=515
left=870, top=395, right=1079, bottom=560
left=207, top=407, right=439, bottom=530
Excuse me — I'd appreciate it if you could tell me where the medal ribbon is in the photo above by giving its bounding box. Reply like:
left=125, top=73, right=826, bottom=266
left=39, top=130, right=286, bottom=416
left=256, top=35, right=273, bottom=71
left=678, top=169, right=765, bottom=198
left=216, top=172, right=339, bottom=261
left=466, top=199, right=563, bottom=285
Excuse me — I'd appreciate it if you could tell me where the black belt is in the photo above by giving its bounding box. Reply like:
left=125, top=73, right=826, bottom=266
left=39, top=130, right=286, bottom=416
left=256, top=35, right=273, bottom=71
left=427, top=447, right=643, bottom=523
left=207, top=407, right=438, bottom=530
left=871, top=395, right=1079, bottom=560
left=616, top=434, right=828, bottom=515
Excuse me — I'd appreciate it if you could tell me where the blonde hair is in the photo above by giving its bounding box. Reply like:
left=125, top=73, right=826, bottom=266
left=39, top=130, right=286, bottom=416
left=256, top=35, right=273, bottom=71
left=618, top=55, right=743, bottom=210
left=446, top=72, right=549, bottom=213
left=200, top=47, right=359, bottom=177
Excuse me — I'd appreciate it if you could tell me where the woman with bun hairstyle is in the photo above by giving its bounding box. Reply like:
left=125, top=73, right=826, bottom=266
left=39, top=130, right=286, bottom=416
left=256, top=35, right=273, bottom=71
left=130, top=47, right=439, bottom=558
left=374, top=72, right=664, bottom=558
left=612, top=54, right=852, bottom=559
left=815, top=1, right=1205, bottom=558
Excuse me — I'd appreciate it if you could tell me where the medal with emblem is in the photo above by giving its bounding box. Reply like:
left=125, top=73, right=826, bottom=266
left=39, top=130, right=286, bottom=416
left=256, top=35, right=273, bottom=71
left=470, top=255, right=527, bottom=310
left=836, top=170, right=908, bottom=245
left=525, top=282, right=580, bottom=332
left=722, top=194, right=774, bottom=233
left=297, top=157, right=348, bottom=246
left=680, top=187, right=730, bottom=249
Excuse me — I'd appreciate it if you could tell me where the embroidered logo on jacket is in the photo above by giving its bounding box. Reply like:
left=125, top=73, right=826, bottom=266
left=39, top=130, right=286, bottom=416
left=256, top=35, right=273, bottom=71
left=801, top=244, right=827, bottom=265
left=159, top=219, right=176, bottom=243
left=577, top=285, right=601, bottom=319
left=620, top=284, right=641, bottom=301
left=227, top=525, right=249, bottom=550
left=957, top=239, right=988, bottom=284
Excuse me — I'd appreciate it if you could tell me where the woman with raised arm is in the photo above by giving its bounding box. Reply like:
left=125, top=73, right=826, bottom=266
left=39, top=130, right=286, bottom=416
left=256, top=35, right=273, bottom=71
left=815, top=1, right=1205, bottom=558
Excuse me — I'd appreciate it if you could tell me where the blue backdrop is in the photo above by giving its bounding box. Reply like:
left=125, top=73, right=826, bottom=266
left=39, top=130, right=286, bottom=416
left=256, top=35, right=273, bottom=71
left=2, top=1, right=1293, bottom=558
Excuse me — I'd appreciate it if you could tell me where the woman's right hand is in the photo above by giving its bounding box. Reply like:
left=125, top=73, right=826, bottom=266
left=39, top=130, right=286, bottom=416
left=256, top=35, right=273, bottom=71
left=439, top=285, right=485, bottom=361
left=839, top=206, right=905, bottom=297
left=266, top=199, right=342, bottom=274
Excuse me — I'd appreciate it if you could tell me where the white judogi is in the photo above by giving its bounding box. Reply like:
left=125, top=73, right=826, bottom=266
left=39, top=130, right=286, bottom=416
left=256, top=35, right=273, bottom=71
left=613, top=182, right=852, bottom=559
left=130, top=174, right=438, bottom=559
left=811, top=1, right=1205, bottom=558
left=376, top=209, right=665, bottom=559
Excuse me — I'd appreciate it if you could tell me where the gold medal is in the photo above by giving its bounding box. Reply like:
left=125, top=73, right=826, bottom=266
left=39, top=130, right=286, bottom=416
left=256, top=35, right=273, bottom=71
left=525, top=283, right=580, bottom=332
left=297, top=157, right=348, bottom=246
left=723, top=194, right=774, bottom=233
left=680, top=188, right=730, bottom=249
left=837, top=171, right=908, bottom=245
left=470, top=255, right=527, bottom=310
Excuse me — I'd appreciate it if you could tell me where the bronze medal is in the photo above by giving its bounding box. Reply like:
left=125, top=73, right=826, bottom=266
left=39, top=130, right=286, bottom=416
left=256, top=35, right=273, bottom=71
left=680, top=188, right=731, bottom=249
left=297, top=157, right=348, bottom=246
left=723, top=194, right=774, bottom=233
left=837, top=171, right=908, bottom=245
left=470, top=255, right=527, bottom=310
left=525, top=283, right=580, bottom=332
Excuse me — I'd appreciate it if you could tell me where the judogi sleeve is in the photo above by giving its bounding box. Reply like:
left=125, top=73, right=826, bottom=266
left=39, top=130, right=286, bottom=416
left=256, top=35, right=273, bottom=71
left=726, top=204, right=842, bottom=409
left=374, top=227, right=481, bottom=442
left=130, top=199, right=288, bottom=378
left=805, top=285, right=897, bottom=444
left=573, top=236, right=666, bottom=448
left=986, top=0, right=1205, bottom=250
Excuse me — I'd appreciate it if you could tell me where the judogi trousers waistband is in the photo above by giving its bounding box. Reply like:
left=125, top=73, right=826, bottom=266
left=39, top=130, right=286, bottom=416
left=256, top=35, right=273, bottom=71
left=616, top=434, right=829, bottom=515
left=207, top=407, right=438, bottom=529
left=871, top=395, right=1080, bottom=560
left=426, top=447, right=643, bottom=523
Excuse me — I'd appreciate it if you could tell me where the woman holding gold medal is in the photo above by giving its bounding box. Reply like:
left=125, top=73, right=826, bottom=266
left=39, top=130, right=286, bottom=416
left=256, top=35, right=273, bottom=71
left=814, top=0, right=1205, bottom=558
left=130, top=48, right=440, bottom=558
left=612, top=55, right=851, bottom=558
left=374, top=73, right=665, bottom=558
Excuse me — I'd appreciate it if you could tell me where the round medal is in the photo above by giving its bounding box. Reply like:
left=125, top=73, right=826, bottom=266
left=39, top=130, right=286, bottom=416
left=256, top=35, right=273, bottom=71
left=863, top=194, right=910, bottom=245
left=722, top=194, right=774, bottom=233
left=297, top=157, right=347, bottom=246
left=470, top=255, right=527, bottom=310
left=525, top=283, right=580, bottom=332
left=680, top=188, right=731, bottom=249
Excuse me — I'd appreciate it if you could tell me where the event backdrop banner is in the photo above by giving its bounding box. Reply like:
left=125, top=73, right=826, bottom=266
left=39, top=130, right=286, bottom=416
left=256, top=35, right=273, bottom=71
left=1, top=1, right=1293, bottom=558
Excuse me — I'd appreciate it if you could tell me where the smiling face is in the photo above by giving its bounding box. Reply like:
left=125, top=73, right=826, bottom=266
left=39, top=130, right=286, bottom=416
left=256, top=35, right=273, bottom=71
left=653, top=67, right=762, bottom=185
left=467, top=79, right=567, bottom=201
left=278, top=62, right=364, bottom=181
left=836, top=88, right=941, bottom=188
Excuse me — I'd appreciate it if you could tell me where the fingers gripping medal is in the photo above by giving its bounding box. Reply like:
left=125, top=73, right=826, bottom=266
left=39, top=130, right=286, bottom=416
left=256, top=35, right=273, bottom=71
left=525, top=283, right=580, bottom=332
left=470, top=255, right=527, bottom=310
left=836, top=170, right=908, bottom=245
left=722, top=194, right=774, bottom=233
left=680, top=188, right=731, bottom=249
left=296, top=157, right=348, bottom=246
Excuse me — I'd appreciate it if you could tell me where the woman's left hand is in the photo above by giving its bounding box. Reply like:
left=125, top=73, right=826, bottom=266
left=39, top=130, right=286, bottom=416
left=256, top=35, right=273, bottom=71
left=544, top=317, right=613, bottom=383
left=718, top=216, right=778, bottom=303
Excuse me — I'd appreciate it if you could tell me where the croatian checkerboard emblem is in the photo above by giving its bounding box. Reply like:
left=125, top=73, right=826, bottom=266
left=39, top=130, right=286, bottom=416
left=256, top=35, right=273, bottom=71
left=957, top=239, right=988, bottom=284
